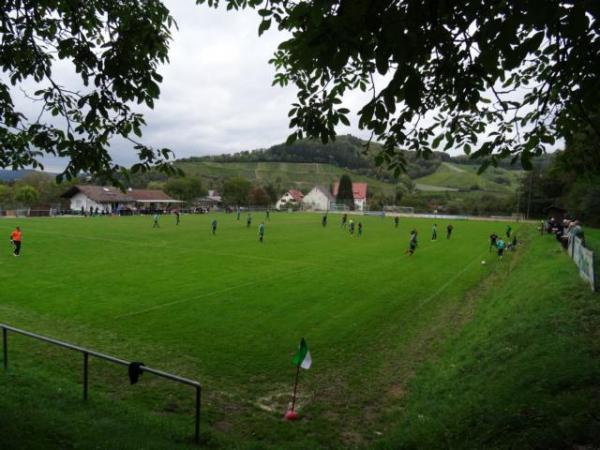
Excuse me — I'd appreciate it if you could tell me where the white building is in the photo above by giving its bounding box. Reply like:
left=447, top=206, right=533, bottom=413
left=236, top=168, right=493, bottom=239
left=302, top=186, right=334, bottom=211
left=275, top=189, right=304, bottom=210
left=62, top=185, right=181, bottom=213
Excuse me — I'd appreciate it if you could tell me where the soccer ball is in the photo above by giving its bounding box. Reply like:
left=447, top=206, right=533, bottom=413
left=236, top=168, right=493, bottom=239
left=481, top=260, right=486, bottom=265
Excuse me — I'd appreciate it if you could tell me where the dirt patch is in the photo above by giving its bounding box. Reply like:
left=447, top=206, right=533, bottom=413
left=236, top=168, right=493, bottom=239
left=389, top=384, right=407, bottom=399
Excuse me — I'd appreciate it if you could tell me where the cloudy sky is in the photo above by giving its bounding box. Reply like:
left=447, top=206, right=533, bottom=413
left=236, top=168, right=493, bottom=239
left=143, top=1, right=377, bottom=157
left=24, top=1, right=374, bottom=171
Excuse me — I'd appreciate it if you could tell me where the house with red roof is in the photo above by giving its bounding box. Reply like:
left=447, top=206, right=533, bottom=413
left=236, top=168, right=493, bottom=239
left=332, top=182, right=368, bottom=211
left=275, top=189, right=304, bottom=210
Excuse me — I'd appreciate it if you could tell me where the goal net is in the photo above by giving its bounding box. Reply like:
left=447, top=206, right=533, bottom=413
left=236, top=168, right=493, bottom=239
left=384, top=205, right=415, bottom=214
left=329, top=203, right=350, bottom=212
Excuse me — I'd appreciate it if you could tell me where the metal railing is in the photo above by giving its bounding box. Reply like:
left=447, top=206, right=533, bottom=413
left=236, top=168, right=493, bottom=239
left=0, top=324, right=202, bottom=444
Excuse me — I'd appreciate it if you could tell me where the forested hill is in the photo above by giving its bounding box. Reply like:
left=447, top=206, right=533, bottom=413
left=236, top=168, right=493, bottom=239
left=178, top=135, right=533, bottom=182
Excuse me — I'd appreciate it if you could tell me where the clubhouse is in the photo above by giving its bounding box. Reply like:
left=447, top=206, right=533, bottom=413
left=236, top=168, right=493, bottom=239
left=62, top=185, right=181, bottom=214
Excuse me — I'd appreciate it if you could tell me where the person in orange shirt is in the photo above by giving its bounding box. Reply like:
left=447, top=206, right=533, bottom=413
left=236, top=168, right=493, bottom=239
left=10, top=226, right=22, bottom=256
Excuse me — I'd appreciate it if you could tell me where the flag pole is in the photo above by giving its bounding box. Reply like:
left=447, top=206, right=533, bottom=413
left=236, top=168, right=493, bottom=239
left=291, top=363, right=301, bottom=412
left=285, top=364, right=301, bottom=420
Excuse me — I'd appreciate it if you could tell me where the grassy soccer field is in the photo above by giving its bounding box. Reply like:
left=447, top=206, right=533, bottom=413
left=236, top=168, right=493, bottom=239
left=0, top=213, right=523, bottom=447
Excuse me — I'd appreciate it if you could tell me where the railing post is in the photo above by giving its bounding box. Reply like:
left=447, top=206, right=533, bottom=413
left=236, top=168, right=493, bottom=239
left=83, top=352, right=89, bottom=401
left=2, top=327, right=7, bottom=370
left=195, top=385, right=201, bottom=444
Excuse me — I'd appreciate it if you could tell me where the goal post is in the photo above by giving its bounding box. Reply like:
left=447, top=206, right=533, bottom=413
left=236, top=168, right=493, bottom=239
left=384, top=205, right=415, bottom=214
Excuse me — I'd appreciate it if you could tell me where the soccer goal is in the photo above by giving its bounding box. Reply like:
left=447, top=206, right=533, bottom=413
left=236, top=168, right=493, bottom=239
left=384, top=205, right=415, bottom=214
left=14, top=208, right=30, bottom=217
left=329, top=203, right=350, bottom=212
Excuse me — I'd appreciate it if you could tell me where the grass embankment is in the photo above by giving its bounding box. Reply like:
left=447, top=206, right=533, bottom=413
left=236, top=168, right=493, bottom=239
left=379, top=231, right=600, bottom=449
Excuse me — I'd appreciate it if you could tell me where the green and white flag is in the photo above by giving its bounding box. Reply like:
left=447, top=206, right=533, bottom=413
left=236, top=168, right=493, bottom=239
left=292, top=338, right=312, bottom=369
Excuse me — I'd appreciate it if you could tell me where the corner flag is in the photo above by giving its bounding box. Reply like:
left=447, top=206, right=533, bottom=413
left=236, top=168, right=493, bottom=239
left=292, top=338, right=312, bottom=369
left=285, top=338, right=312, bottom=420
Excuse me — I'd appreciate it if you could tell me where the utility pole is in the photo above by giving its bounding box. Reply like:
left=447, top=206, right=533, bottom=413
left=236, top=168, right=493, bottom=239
left=526, top=170, right=534, bottom=220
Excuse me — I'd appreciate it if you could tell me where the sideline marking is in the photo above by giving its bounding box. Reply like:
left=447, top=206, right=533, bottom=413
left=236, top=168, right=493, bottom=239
left=414, top=252, right=486, bottom=311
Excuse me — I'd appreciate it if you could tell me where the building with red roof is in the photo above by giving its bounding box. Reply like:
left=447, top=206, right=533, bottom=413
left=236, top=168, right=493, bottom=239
left=276, top=189, right=305, bottom=210
left=332, top=182, right=368, bottom=211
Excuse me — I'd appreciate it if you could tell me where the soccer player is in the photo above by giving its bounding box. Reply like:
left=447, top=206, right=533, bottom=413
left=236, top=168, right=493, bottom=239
left=175, top=210, right=180, bottom=225
left=322, top=214, right=328, bottom=227
left=349, top=219, right=355, bottom=235
left=506, top=225, right=512, bottom=238
left=431, top=223, right=437, bottom=241
left=246, top=214, right=252, bottom=228
left=10, top=226, right=22, bottom=256
left=236, top=207, right=241, bottom=221
left=341, top=213, right=348, bottom=228
left=446, top=224, right=454, bottom=239
left=211, top=219, right=217, bottom=235
left=357, top=222, right=363, bottom=237
left=266, top=209, right=270, bottom=221
left=405, top=229, right=418, bottom=255
left=496, top=237, right=506, bottom=259
left=394, top=216, right=399, bottom=228
left=489, top=232, right=498, bottom=252
left=258, top=222, right=265, bottom=242
left=152, top=213, right=160, bottom=228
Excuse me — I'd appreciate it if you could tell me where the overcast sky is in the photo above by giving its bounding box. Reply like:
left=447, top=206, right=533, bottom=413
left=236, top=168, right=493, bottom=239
left=26, top=1, right=373, bottom=172
left=143, top=1, right=379, bottom=157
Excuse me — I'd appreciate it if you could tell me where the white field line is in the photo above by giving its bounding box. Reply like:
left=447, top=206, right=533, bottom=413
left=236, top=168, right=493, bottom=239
left=5, top=228, right=313, bottom=267
left=114, top=266, right=313, bottom=320
left=1, top=225, right=447, bottom=275
left=413, top=252, right=486, bottom=312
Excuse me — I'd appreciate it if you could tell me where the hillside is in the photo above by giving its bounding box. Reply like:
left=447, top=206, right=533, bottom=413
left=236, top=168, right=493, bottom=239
left=179, top=135, right=525, bottom=195
left=175, top=160, right=400, bottom=194
left=0, top=169, right=41, bottom=182
left=181, top=135, right=451, bottom=181
left=415, top=162, right=523, bottom=193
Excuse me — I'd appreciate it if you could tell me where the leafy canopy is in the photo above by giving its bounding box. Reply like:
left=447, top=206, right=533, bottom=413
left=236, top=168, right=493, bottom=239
left=0, top=0, right=178, bottom=186
left=198, top=0, right=600, bottom=173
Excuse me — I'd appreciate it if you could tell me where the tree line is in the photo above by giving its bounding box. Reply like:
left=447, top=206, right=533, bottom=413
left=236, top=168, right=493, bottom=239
left=518, top=115, right=600, bottom=225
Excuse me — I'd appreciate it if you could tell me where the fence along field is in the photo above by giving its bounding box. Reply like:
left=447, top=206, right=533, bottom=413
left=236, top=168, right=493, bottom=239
left=0, top=213, right=523, bottom=447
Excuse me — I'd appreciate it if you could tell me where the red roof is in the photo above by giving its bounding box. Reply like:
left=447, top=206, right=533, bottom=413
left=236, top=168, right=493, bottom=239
left=332, top=182, right=368, bottom=200
left=288, top=189, right=304, bottom=201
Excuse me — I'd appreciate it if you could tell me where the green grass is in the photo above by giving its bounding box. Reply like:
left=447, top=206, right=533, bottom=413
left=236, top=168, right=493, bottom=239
left=0, top=213, right=512, bottom=448
left=378, top=232, right=600, bottom=449
left=176, top=161, right=397, bottom=194
left=415, top=162, right=523, bottom=193
left=585, top=226, right=600, bottom=255
left=0, top=215, right=597, bottom=449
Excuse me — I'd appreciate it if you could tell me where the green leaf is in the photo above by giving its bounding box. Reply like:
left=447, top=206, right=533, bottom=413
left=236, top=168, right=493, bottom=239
left=258, top=19, right=271, bottom=36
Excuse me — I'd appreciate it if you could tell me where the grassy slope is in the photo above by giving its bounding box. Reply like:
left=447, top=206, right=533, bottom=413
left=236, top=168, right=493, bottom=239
left=415, top=162, right=523, bottom=193
left=176, top=161, right=397, bottom=193
left=379, top=231, right=600, bottom=449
